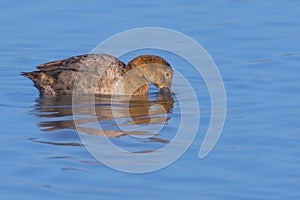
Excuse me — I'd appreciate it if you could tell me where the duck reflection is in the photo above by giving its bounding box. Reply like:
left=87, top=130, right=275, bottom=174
left=34, top=94, right=174, bottom=138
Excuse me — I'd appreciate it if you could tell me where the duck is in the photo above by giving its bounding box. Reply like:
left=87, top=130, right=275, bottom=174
left=21, top=54, right=173, bottom=96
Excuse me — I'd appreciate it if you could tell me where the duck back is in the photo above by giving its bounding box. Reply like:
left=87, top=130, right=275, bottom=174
left=22, top=54, right=126, bottom=95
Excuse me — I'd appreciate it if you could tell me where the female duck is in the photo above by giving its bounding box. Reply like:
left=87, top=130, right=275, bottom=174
left=22, top=54, right=173, bottom=96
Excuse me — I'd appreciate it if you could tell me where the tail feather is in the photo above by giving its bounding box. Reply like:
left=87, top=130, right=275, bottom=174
left=21, top=71, right=37, bottom=80
left=21, top=71, right=56, bottom=95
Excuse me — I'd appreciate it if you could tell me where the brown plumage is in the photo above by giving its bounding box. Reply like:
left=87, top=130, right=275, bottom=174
left=21, top=54, right=173, bottom=96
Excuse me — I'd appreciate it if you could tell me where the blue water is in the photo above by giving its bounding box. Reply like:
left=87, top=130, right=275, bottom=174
left=1, top=0, right=300, bottom=199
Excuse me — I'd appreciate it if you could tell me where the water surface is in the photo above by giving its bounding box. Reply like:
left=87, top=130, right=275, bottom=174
left=1, top=0, right=300, bottom=199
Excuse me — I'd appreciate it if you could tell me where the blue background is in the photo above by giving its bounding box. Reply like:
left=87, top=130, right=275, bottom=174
left=1, top=0, right=300, bottom=199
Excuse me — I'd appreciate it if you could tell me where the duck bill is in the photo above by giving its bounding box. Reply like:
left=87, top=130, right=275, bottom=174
left=159, top=87, right=172, bottom=96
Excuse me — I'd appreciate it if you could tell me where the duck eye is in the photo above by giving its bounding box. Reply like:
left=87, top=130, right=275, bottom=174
left=165, top=72, right=170, bottom=78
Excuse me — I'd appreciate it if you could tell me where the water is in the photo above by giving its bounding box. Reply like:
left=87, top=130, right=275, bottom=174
left=1, top=0, right=300, bottom=199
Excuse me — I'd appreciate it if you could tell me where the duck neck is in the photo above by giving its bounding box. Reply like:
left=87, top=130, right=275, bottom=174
left=122, top=68, right=149, bottom=95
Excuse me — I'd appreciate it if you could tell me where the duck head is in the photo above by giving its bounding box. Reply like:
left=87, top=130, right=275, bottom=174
left=127, top=55, right=173, bottom=96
